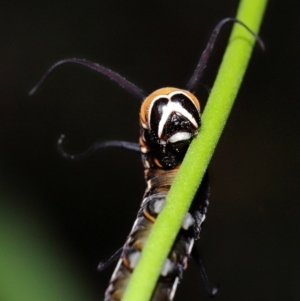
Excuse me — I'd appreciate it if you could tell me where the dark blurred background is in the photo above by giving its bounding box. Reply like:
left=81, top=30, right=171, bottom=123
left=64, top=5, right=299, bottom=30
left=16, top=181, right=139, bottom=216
left=1, top=1, right=299, bottom=301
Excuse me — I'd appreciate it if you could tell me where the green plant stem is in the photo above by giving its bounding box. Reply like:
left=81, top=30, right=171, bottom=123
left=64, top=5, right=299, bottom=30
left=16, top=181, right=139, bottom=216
left=122, top=0, right=268, bottom=300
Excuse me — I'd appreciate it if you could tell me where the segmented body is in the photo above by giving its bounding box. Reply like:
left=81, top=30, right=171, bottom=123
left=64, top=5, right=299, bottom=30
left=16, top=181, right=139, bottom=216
left=104, top=87, right=210, bottom=301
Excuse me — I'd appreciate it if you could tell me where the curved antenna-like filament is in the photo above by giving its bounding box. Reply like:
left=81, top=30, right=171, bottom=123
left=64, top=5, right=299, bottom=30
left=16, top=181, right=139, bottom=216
left=29, top=58, right=147, bottom=101
left=98, top=248, right=123, bottom=272
left=192, top=246, right=219, bottom=297
left=186, top=18, right=265, bottom=92
left=57, top=134, right=140, bottom=161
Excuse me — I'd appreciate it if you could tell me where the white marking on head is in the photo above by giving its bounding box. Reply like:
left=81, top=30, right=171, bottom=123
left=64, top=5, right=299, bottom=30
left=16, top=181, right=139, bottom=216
left=157, top=101, right=198, bottom=139
left=169, top=132, right=193, bottom=143
left=141, top=121, right=149, bottom=129
left=147, top=95, right=165, bottom=129
left=169, top=91, right=199, bottom=112
left=147, top=91, right=199, bottom=135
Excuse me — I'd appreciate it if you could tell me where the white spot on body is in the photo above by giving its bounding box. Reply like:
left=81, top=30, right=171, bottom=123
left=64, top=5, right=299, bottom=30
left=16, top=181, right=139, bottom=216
left=110, top=258, right=123, bottom=281
left=127, top=250, right=141, bottom=269
left=140, top=146, right=148, bottom=153
left=161, top=258, right=175, bottom=277
left=200, top=213, right=206, bottom=224
left=151, top=199, right=166, bottom=214
left=187, top=238, right=195, bottom=255
left=130, top=216, right=143, bottom=233
left=144, top=159, right=150, bottom=169
left=182, top=212, right=195, bottom=230
left=147, top=179, right=152, bottom=189
left=169, top=277, right=180, bottom=301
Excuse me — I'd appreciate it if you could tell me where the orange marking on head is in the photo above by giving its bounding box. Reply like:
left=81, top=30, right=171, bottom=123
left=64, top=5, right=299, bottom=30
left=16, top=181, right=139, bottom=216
left=140, top=87, right=200, bottom=128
